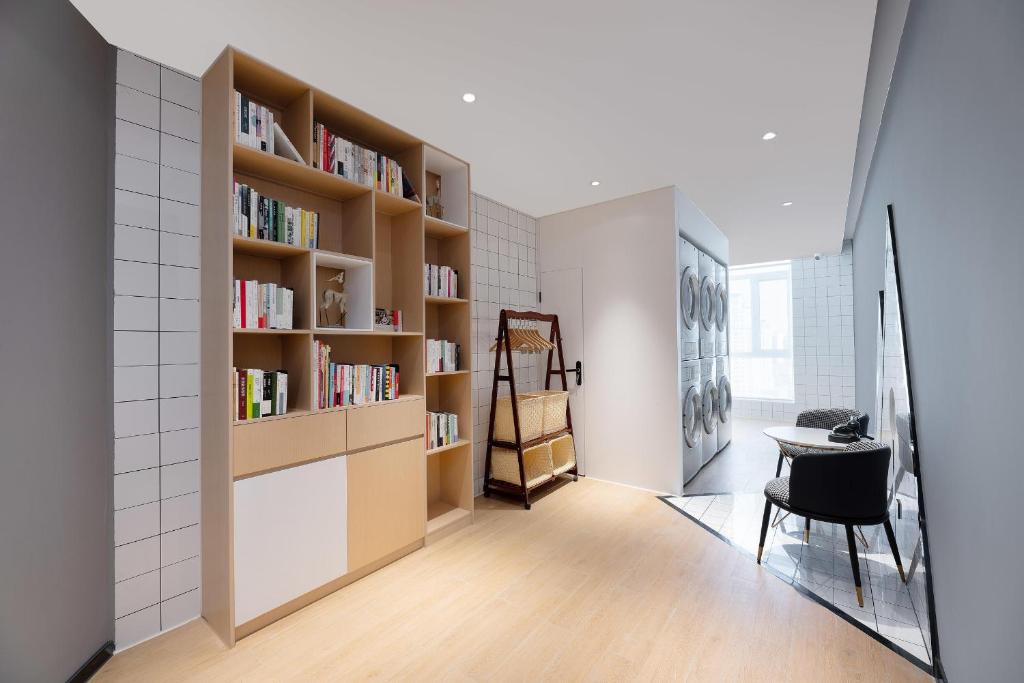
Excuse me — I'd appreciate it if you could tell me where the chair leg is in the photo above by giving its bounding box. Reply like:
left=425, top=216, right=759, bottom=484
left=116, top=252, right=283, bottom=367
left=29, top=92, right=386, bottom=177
left=775, top=451, right=785, bottom=477
left=757, top=499, right=772, bottom=564
left=844, top=525, right=864, bottom=607
left=883, top=518, right=907, bottom=582
left=804, top=517, right=811, bottom=544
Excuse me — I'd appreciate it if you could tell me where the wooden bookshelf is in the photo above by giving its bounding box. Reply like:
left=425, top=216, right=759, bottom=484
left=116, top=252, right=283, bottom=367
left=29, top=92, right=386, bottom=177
left=201, top=46, right=472, bottom=646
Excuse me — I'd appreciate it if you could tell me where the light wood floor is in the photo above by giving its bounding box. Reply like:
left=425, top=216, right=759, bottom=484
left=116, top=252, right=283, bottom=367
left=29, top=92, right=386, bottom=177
left=96, top=478, right=928, bottom=682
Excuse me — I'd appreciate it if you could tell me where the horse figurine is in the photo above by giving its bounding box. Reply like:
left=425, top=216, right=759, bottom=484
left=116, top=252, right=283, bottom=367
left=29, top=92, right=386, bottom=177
left=319, top=271, right=348, bottom=327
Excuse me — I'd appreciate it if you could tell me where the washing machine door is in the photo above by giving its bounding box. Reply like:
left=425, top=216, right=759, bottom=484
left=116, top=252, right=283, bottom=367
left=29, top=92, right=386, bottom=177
left=701, top=380, right=718, bottom=433
left=715, top=283, right=728, bottom=332
left=700, top=277, right=716, bottom=331
left=683, top=385, right=702, bottom=447
left=680, top=267, right=699, bottom=330
left=717, top=376, right=731, bottom=423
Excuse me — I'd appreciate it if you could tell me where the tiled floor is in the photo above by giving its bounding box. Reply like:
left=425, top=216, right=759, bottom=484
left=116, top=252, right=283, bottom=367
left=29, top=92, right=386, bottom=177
left=662, top=491, right=933, bottom=670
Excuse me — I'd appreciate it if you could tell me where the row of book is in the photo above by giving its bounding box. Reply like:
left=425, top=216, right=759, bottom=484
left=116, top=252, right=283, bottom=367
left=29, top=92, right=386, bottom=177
left=235, top=91, right=274, bottom=154
left=233, top=182, right=320, bottom=248
left=233, top=280, right=294, bottom=330
left=426, top=411, right=459, bottom=450
left=314, top=340, right=400, bottom=408
left=425, top=264, right=459, bottom=298
left=312, top=122, right=405, bottom=196
left=427, top=339, right=461, bottom=374
left=235, top=368, right=288, bottom=420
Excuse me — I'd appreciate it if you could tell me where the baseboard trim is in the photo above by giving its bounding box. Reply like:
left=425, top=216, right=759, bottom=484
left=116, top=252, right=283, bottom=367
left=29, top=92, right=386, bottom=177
left=67, top=640, right=114, bottom=683
left=234, top=539, right=424, bottom=640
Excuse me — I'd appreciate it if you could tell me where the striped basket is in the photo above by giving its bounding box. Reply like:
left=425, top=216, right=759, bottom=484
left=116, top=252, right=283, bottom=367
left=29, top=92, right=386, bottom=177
left=494, top=394, right=544, bottom=442
left=491, top=442, right=554, bottom=488
left=527, top=390, right=569, bottom=435
left=549, top=433, right=577, bottom=475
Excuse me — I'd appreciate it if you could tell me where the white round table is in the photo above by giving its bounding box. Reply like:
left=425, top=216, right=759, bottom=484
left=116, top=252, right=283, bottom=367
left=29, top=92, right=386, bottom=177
left=763, top=425, right=847, bottom=451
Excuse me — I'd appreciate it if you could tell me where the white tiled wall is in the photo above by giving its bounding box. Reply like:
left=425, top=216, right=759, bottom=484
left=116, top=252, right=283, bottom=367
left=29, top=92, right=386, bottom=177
left=469, top=195, right=541, bottom=495
left=734, top=242, right=856, bottom=422
left=112, top=50, right=201, bottom=650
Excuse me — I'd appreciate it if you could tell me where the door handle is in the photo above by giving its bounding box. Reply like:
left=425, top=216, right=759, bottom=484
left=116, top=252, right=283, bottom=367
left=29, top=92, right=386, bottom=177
left=567, top=361, right=582, bottom=386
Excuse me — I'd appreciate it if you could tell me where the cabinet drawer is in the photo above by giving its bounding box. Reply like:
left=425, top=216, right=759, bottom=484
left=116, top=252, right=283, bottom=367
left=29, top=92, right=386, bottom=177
left=346, top=397, right=425, bottom=451
left=233, top=411, right=347, bottom=478
left=347, top=438, right=426, bottom=570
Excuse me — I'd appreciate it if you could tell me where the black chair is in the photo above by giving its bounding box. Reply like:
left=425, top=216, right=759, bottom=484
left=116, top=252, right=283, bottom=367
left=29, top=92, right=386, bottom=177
left=776, top=408, right=870, bottom=477
left=756, top=443, right=905, bottom=607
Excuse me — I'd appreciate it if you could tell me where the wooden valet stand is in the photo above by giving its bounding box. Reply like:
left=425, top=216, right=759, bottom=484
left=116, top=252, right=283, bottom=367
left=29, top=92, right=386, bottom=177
left=484, top=309, right=578, bottom=509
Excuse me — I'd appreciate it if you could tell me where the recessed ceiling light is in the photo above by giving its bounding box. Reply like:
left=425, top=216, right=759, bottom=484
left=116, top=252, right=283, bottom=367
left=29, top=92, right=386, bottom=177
left=782, top=201, right=793, bottom=206
left=762, top=131, right=777, bottom=141
left=591, top=180, right=601, bottom=187
left=462, top=92, right=476, bottom=103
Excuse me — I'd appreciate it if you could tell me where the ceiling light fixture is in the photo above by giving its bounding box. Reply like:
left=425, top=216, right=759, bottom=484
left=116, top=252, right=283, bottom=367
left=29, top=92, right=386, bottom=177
left=462, top=92, right=476, bottom=103
left=782, top=201, right=793, bottom=206
left=762, top=131, right=777, bottom=141
left=591, top=180, right=601, bottom=187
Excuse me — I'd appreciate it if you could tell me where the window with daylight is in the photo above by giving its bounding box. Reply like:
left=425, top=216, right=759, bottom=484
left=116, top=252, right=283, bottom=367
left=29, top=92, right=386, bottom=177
left=728, top=261, right=794, bottom=400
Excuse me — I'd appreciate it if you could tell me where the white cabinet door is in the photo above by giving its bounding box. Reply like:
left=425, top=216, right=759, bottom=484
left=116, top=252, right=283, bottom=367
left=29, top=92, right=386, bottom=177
left=234, top=456, right=347, bottom=626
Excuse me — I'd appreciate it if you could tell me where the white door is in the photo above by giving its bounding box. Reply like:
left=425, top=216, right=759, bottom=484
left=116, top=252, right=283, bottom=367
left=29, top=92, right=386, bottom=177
left=540, top=267, right=585, bottom=474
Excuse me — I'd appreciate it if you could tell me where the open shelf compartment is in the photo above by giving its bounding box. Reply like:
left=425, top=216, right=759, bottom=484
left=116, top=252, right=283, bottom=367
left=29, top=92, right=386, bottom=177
left=312, top=332, right=425, bottom=399
left=423, top=144, right=470, bottom=229
left=375, top=209, right=424, bottom=334
left=232, top=331, right=313, bottom=416
left=426, top=444, right=473, bottom=542
left=313, top=251, right=373, bottom=331
left=233, top=248, right=312, bottom=330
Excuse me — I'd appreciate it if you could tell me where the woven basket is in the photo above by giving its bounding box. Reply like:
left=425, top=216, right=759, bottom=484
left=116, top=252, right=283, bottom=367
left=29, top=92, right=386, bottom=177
left=527, top=389, right=569, bottom=434
left=549, top=434, right=576, bottom=475
left=491, top=443, right=553, bottom=488
left=494, top=394, right=544, bottom=442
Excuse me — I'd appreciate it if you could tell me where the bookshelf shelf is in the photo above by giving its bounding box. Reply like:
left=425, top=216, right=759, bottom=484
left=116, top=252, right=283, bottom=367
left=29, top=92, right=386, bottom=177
left=233, top=328, right=310, bottom=335
left=203, top=46, right=471, bottom=646
left=426, top=439, right=470, bottom=456
left=425, top=296, right=469, bottom=305
left=374, top=190, right=421, bottom=216
left=425, top=215, right=469, bottom=239
left=233, top=409, right=313, bottom=427
left=233, top=143, right=370, bottom=202
left=232, top=235, right=309, bottom=258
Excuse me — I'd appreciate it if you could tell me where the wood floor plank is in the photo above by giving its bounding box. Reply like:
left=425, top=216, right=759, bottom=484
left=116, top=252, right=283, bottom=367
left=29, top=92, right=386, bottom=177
left=95, top=478, right=928, bottom=682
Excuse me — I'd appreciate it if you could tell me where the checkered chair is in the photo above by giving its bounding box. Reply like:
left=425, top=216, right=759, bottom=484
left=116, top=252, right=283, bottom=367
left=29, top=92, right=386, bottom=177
left=758, top=443, right=904, bottom=608
left=775, top=408, right=869, bottom=477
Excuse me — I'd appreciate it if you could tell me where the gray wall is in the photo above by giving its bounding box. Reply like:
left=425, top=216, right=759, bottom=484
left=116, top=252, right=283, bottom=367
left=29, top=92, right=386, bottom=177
left=0, top=1, right=114, bottom=680
left=852, top=1, right=1024, bottom=679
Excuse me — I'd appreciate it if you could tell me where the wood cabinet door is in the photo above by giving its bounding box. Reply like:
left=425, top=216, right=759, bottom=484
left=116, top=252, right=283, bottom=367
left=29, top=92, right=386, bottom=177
left=233, top=456, right=347, bottom=626
left=347, top=438, right=426, bottom=570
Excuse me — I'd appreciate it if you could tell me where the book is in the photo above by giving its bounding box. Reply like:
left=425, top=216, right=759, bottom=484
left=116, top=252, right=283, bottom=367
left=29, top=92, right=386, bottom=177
left=314, top=340, right=400, bottom=408
left=373, top=308, right=403, bottom=332
left=235, top=91, right=274, bottom=153
left=233, top=280, right=294, bottom=330
left=424, top=263, right=458, bottom=298
left=272, top=122, right=303, bottom=163
left=426, top=339, right=461, bottom=373
left=233, top=182, right=319, bottom=248
left=312, top=121, right=406, bottom=196
left=235, top=368, right=288, bottom=421
left=426, top=411, right=459, bottom=450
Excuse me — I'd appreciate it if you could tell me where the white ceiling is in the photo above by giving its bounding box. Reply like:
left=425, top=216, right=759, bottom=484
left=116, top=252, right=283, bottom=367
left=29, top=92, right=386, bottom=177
left=73, top=0, right=876, bottom=265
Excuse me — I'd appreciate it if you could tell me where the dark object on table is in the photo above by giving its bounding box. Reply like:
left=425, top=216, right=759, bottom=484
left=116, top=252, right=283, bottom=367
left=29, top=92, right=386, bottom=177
left=828, top=416, right=863, bottom=443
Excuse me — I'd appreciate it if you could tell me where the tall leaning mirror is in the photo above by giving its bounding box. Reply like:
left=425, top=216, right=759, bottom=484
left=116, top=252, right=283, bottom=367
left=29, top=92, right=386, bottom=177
left=877, top=204, right=938, bottom=668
